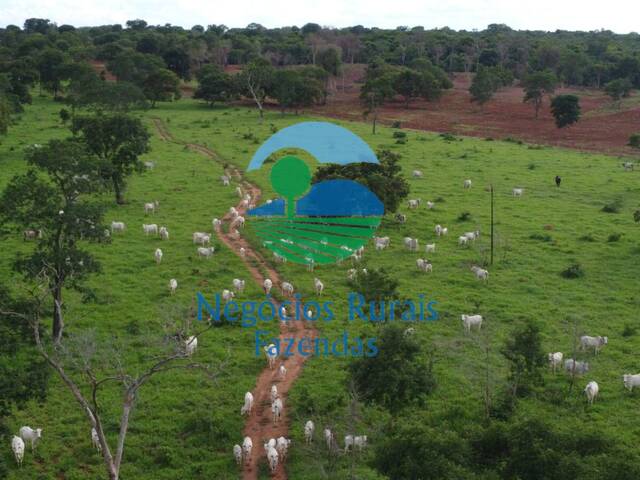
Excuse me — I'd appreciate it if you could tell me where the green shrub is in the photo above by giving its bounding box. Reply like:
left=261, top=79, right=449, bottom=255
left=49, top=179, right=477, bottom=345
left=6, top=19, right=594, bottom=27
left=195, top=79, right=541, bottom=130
left=528, top=163, right=537, bottom=170
left=628, top=133, right=640, bottom=148
left=607, top=233, right=622, bottom=242
left=602, top=200, right=622, bottom=213
left=391, top=120, right=402, bottom=128
left=392, top=131, right=407, bottom=139
left=622, top=323, right=637, bottom=337
left=561, top=263, right=584, bottom=279
left=530, top=233, right=552, bottom=242
left=457, top=211, right=472, bottom=221
left=440, top=132, right=457, bottom=142
left=579, top=234, right=596, bottom=242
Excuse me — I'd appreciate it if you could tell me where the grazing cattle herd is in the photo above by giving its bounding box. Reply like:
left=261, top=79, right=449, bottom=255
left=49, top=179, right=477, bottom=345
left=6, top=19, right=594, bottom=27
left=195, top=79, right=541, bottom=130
left=10, top=157, right=639, bottom=475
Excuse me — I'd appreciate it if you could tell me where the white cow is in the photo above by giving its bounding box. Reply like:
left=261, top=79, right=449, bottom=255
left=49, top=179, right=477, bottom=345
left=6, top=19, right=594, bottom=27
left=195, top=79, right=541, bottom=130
left=623, top=374, right=640, bottom=392
left=195, top=234, right=211, bottom=246
left=426, top=201, right=435, bottom=209
left=344, top=435, right=354, bottom=453
left=241, top=391, right=254, bottom=415
left=185, top=336, right=197, bottom=356
left=281, top=282, right=294, bottom=296
left=471, top=266, right=489, bottom=281
left=513, top=188, right=524, bottom=197
left=272, top=397, right=283, bottom=424
left=19, top=426, right=42, bottom=452
left=622, top=162, right=634, bottom=171
left=159, top=226, right=169, bottom=240
left=212, top=218, right=222, bottom=231
left=221, top=175, right=230, bottom=186
left=324, top=428, right=334, bottom=450
left=239, top=247, right=246, bottom=257
left=354, top=435, right=368, bottom=451
left=232, top=216, right=245, bottom=229
left=11, top=436, right=24, bottom=466
left=416, top=258, right=432, bottom=272
left=110, top=221, right=126, bottom=233
left=267, top=446, right=279, bottom=473
left=458, top=235, right=469, bottom=246
left=314, top=278, right=324, bottom=295
left=412, top=170, right=423, bottom=178
left=233, top=444, right=242, bottom=464
left=279, top=364, right=287, bottom=379
left=270, top=384, right=279, bottom=403
left=236, top=186, right=243, bottom=197
left=374, top=236, right=390, bottom=250
left=464, top=231, right=480, bottom=241
left=276, top=437, right=291, bottom=461
left=242, top=436, right=253, bottom=464
left=461, top=314, right=483, bottom=333
left=263, top=278, right=273, bottom=294
left=143, top=224, right=158, bottom=235
left=221, top=289, right=235, bottom=302
left=197, top=247, right=215, bottom=258
left=584, top=381, right=599, bottom=404
left=168, top=278, right=178, bottom=294
left=265, top=344, right=278, bottom=369
left=463, top=179, right=472, bottom=189
left=408, top=199, right=421, bottom=209
left=193, top=232, right=208, bottom=244
left=229, top=206, right=239, bottom=218
left=144, top=200, right=159, bottom=214
left=403, top=237, right=419, bottom=251
left=425, top=243, right=436, bottom=253
left=580, top=335, right=608, bottom=354
left=232, top=278, right=245, bottom=293
left=564, top=359, right=590, bottom=375
left=304, top=420, right=315, bottom=444
left=548, top=352, right=563, bottom=373
left=154, top=248, right=163, bottom=264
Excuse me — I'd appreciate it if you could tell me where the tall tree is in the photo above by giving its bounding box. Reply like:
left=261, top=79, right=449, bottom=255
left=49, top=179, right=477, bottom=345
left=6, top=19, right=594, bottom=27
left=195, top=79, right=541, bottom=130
left=360, top=73, right=395, bottom=134
left=142, top=68, right=181, bottom=107
left=469, top=66, right=497, bottom=107
left=238, top=57, right=274, bottom=120
left=550, top=94, right=581, bottom=128
left=0, top=139, right=108, bottom=342
left=193, top=64, right=235, bottom=107
left=522, top=70, right=557, bottom=118
left=72, top=113, right=150, bottom=204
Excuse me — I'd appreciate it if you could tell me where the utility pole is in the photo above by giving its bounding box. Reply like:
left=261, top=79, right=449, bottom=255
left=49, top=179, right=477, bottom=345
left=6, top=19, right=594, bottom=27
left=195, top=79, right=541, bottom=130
left=490, top=184, right=494, bottom=265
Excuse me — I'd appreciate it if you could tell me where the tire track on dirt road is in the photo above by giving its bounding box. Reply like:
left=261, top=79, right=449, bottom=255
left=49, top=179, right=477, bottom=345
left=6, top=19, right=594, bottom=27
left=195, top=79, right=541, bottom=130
left=152, top=118, right=317, bottom=479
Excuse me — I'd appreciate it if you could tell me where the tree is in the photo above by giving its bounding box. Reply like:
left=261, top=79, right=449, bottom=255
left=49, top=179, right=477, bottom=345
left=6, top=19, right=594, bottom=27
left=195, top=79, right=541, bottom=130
left=522, top=70, right=557, bottom=118
left=605, top=78, right=633, bottom=105
left=350, top=323, right=435, bottom=412
left=313, top=149, right=409, bottom=213
left=501, top=319, right=545, bottom=400
left=0, top=139, right=108, bottom=342
left=67, top=72, right=148, bottom=113
left=143, top=68, right=181, bottom=107
left=1, top=290, right=225, bottom=480
left=271, top=70, right=324, bottom=114
left=193, top=65, right=235, bottom=107
left=393, top=68, right=423, bottom=108
left=37, top=48, right=68, bottom=97
left=634, top=210, right=640, bottom=223
left=72, top=113, right=150, bottom=204
left=238, top=57, right=274, bottom=120
left=551, top=94, right=581, bottom=128
left=360, top=73, right=395, bottom=134
left=347, top=266, right=400, bottom=306
left=0, top=95, right=10, bottom=135
left=469, top=66, right=497, bottom=107
left=59, top=108, right=70, bottom=124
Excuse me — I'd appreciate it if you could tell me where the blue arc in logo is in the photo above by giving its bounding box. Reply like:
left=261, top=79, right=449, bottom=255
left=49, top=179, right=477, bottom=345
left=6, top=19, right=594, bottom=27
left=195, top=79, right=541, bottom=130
left=247, top=122, right=379, bottom=171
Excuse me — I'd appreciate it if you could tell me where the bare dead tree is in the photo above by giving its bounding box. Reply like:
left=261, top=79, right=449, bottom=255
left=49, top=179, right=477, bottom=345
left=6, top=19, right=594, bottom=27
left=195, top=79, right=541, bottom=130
left=2, top=272, right=227, bottom=480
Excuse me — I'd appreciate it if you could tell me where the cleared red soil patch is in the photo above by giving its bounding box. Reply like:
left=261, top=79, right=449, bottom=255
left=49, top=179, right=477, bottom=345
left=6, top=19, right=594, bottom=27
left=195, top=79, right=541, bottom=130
left=307, top=66, right=640, bottom=156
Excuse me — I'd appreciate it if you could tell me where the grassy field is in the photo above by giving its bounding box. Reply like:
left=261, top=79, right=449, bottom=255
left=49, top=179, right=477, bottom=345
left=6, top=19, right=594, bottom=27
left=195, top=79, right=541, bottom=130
left=1, top=95, right=639, bottom=479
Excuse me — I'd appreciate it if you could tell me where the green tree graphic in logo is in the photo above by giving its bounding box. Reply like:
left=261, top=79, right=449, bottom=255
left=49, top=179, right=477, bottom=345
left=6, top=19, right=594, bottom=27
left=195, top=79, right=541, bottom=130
left=270, top=155, right=311, bottom=219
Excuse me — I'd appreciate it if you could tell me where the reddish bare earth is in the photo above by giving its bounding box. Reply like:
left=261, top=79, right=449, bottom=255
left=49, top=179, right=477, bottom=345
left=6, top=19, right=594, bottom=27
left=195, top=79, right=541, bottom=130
left=152, top=118, right=316, bottom=480
left=307, top=66, right=640, bottom=156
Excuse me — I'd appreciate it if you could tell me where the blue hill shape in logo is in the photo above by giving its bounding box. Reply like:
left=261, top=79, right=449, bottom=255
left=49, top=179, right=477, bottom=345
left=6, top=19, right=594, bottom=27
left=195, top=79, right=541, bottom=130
left=247, top=179, right=383, bottom=266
